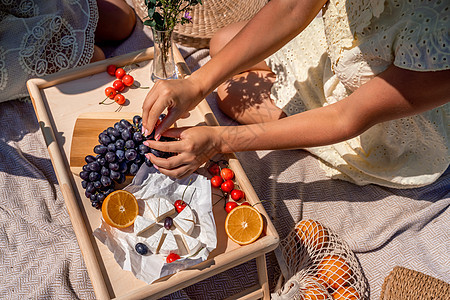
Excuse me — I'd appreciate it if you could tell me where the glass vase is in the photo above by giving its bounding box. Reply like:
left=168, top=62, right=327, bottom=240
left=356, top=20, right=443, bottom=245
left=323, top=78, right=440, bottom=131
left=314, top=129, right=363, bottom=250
left=151, top=28, right=177, bottom=82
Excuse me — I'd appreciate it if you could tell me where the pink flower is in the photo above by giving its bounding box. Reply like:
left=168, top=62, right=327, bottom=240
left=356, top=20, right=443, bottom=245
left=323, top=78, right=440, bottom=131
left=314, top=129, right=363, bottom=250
left=184, top=11, right=192, bottom=22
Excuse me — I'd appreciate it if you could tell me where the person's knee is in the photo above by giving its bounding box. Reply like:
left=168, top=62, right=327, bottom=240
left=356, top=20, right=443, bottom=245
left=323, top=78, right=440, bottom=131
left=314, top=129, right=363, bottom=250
left=96, top=0, right=136, bottom=43
left=210, top=21, right=247, bottom=57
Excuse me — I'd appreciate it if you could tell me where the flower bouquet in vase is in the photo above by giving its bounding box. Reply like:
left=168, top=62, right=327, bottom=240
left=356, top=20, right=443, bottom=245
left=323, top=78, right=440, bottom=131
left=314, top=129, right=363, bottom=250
left=143, top=0, right=202, bottom=82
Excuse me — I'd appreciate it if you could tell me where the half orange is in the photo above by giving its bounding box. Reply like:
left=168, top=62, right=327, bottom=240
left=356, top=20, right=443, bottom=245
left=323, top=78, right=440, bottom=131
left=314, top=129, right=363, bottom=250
left=102, top=190, right=139, bottom=228
left=225, top=205, right=263, bottom=245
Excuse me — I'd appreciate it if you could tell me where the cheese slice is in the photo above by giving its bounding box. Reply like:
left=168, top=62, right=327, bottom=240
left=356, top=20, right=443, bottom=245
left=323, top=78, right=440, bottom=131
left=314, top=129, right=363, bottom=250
left=159, top=230, right=178, bottom=255
left=181, top=233, right=201, bottom=255
left=145, top=226, right=165, bottom=253
left=158, top=198, right=175, bottom=222
left=146, top=197, right=175, bottom=222
left=146, top=198, right=160, bottom=221
left=173, top=216, right=195, bottom=235
left=134, top=215, right=156, bottom=236
left=173, top=205, right=195, bottom=235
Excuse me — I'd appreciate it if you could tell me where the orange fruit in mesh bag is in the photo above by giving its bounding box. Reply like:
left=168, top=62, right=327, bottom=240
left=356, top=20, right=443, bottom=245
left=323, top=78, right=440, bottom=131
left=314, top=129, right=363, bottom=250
left=294, top=219, right=329, bottom=250
left=332, top=285, right=359, bottom=300
left=316, top=255, right=352, bottom=290
left=302, top=280, right=330, bottom=300
left=101, top=190, right=138, bottom=228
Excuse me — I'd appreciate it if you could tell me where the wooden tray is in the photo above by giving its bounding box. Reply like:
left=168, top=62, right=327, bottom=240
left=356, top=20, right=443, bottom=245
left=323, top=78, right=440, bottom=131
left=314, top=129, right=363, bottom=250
left=27, top=46, right=279, bottom=300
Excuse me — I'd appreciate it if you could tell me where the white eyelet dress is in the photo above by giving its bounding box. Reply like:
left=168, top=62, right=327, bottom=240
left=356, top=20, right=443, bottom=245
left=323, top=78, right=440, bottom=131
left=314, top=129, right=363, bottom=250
left=265, top=0, right=449, bottom=188
left=0, top=0, right=98, bottom=103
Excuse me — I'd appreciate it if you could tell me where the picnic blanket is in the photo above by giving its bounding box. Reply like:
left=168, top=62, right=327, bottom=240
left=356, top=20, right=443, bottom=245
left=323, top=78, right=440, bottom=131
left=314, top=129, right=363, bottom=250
left=1, top=8, right=449, bottom=300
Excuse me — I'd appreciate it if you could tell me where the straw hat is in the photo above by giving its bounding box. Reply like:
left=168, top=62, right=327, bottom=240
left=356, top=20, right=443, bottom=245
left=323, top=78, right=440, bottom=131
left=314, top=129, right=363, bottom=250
left=132, top=0, right=268, bottom=48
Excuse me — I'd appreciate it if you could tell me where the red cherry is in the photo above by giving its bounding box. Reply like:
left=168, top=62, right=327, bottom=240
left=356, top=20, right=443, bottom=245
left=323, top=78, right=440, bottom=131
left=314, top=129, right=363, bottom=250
left=207, top=162, right=220, bottom=175
left=113, top=80, right=125, bottom=92
left=225, top=201, right=238, bottom=213
left=122, top=74, right=134, bottom=86
left=220, top=168, right=234, bottom=180
left=174, top=200, right=187, bottom=213
left=221, top=179, right=234, bottom=193
left=104, top=87, right=116, bottom=99
left=106, top=64, right=117, bottom=76
left=115, top=67, right=126, bottom=79
left=166, top=253, right=181, bottom=263
left=114, top=94, right=125, bottom=105
left=210, top=175, right=223, bottom=188
left=240, top=202, right=251, bottom=206
left=231, top=189, right=245, bottom=201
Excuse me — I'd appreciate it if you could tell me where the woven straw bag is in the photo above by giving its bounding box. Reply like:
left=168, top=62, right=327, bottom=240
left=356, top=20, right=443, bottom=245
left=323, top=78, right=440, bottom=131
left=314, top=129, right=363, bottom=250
left=132, top=0, right=268, bottom=48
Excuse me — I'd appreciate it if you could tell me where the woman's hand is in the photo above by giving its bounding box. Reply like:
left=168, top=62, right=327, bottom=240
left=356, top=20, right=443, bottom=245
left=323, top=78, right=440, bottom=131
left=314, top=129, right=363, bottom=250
left=143, top=126, right=221, bottom=178
left=141, top=77, right=204, bottom=140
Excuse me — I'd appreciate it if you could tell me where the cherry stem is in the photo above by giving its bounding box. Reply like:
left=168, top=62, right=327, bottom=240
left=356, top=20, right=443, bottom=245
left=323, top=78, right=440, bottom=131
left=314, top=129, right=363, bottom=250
left=181, top=178, right=193, bottom=203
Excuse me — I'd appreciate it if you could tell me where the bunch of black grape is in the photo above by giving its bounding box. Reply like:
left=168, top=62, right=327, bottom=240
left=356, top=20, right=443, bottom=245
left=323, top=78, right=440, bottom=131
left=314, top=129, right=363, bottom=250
left=79, top=114, right=175, bottom=210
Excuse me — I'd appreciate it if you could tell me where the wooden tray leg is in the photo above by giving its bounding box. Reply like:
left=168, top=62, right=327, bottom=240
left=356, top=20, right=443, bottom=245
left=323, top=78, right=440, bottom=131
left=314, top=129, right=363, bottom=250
left=256, top=254, right=270, bottom=300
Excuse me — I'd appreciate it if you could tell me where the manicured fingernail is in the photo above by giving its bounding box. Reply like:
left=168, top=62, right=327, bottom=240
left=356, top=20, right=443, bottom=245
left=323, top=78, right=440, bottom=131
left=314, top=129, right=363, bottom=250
left=153, top=164, right=159, bottom=170
left=145, top=153, right=151, bottom=159
left=143, top=140, right=149, bottom=146
left=155, top=134, right=161, bottom=141
left=143, top=128, right=149, bottom=136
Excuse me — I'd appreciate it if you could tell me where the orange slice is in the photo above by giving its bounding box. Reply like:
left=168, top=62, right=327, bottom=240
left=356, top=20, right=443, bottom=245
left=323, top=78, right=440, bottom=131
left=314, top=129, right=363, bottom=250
left=102, top=190, right=139, bottom=228
left=225, top=205, right=263, bottom=245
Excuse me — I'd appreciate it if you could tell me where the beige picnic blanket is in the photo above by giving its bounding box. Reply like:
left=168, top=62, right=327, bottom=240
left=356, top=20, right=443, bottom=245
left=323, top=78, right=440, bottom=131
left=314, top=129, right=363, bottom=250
left=1, top=10, right=449, bottom=300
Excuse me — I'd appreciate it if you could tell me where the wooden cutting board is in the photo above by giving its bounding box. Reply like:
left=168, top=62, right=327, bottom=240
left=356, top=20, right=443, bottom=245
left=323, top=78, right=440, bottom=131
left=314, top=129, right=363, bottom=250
left=69, top=111, right=139, bottom=175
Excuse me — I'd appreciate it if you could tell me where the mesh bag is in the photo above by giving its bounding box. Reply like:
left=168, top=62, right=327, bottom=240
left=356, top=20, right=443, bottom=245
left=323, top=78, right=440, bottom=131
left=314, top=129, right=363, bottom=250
left=272, top=219, right=369, bottom=300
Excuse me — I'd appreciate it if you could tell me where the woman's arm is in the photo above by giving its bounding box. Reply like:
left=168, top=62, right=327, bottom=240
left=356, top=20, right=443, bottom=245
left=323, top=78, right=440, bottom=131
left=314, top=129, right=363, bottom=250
left=141, top=0, right=327, bottom=138
left=146, top=66, right=450, bottom=178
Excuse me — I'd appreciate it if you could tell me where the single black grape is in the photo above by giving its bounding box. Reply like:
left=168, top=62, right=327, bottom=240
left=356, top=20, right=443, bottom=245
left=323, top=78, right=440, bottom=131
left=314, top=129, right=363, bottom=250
left=96, top=192, right=106, bottom=202
left=135, top=243, right=148, bottom=255
left=125, top=139, right=135, bottom=149
left=106, top=127, right=115, bottom=136
left=89, top=171, right=100, bottom=182
left=99, top=133, right=111, bottom=145
left=107, top=143, right=116, bottom=152
left=85, top=155, right=96, bottom=163
left=110, top=170, right=121, bottom=181
left=80, top=170, right=90, bottom=181
left=125, top=149, right=137, bottom=161
left=150, top=148, right=164, bottom=158
left=121, top=128, right=132, bottom=141
left=145, top=129, right=155, bottom=140
left=114, top=122, right=121, bottom=131
left=110, top=161, right=120, bottom=170
left=97, top=156, right=106, bottom=166
left=93, top=180, right=102, bottom=189
left=115, top=139, right=125, bottom=150
left=88, top=161, right=101, bottom=172
left=159, top=113, right=166, bottom=121
left=116, top=149, right=125, bottom=162
left=94, top=144, right=107, bottom=154
left=86, top=182, right=96, bottom=194
left=81, top=180, right=88, bottom=189
left=133, top=131, right=143, bottom=143
left=90, top=193, right=97, bottom=201
left=145, top=156, right=153, bottom=167
left=85, top=190, right=92, bottom=199
left=100, top=176, right=112, bottom=187
left=120, top=119, right=132, bottom=129
left=164, top=216, right=173, bottom=230
left=105, top=151, right=116, bottom=163
left=82, top=164, right=89, bottom=172
left=111, top=128, right=120, bottom=137
left=91, top=200, right=101, bottom=209
left=133, top=115, right=142, bottom=126
left=129, top=163, right=139, bottom=175
left=109, top=135, right=117, bottom=143
left=138, top=144, right=150, bottom=155
left=100, top=166, right=110, bottom=176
